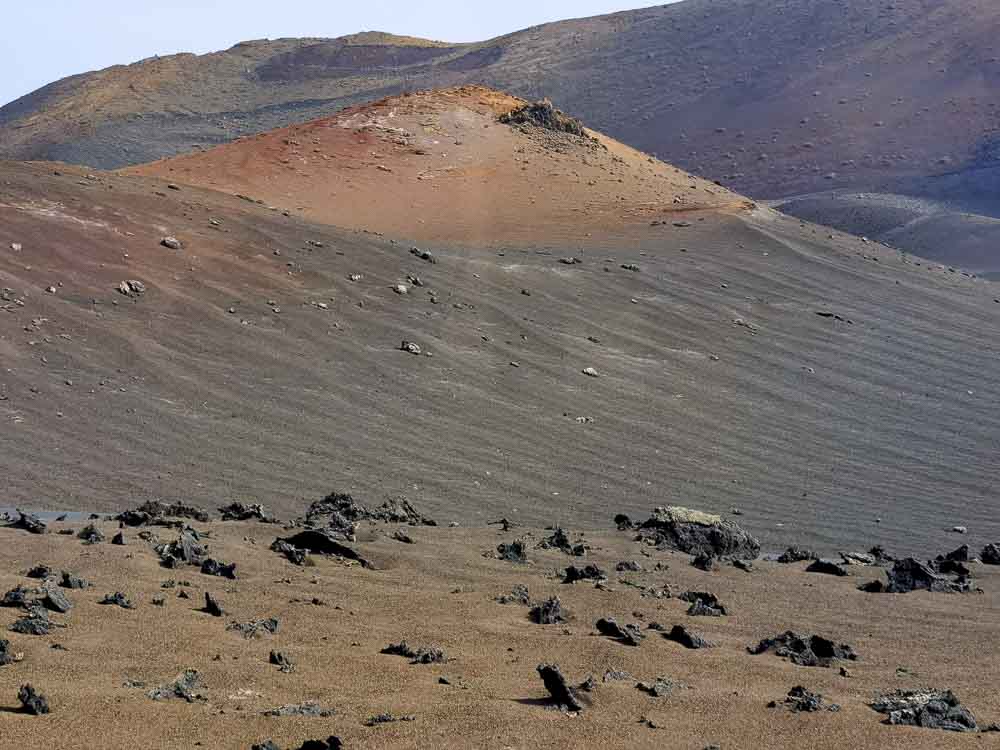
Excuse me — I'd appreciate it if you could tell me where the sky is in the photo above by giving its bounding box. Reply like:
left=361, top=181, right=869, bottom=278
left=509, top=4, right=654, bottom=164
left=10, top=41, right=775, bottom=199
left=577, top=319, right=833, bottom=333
left=2, top=1, right=661, bottom=106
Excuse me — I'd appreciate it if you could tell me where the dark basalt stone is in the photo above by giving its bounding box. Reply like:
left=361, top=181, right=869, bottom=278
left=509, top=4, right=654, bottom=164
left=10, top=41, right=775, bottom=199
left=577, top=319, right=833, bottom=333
left=871, top=689, right=979, bottom=732
left=748, top=631, right=858, bottom=667
left=637, top=506, right=760, bottom=560
left=536, top=663, right=584, bottom=711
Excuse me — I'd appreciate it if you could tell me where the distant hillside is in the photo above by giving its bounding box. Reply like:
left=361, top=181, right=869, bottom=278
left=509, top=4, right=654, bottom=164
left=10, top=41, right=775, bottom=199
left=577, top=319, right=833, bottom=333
left=3, top=0, right=999, bottom=205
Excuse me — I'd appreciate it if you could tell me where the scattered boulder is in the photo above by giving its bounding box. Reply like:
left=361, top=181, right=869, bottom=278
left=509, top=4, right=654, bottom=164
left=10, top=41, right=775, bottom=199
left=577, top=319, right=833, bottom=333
left=748, top=631, right=858, bottom=667
left=277, top=529, right=373, bottom=568
left=200, top=558, right=237, bottom=579
left=77, top=524, right=105, bottom=544
left=111, top=531, right=125, bottom=545
left=863, top=558, right=972, bottom=594
left=2, top=585, right=35, bottom=608
left=530, top=596, right=565, bottom=625
left=637, top=506, right=760, bottom=560
left=148, top=670, right=205, bottom=702
left=10, top=607, right=55, bottom=636
left=636, top=677, right=680, bottom=697
left=155, top=530, right=207, bottom=568
left=563, top=564, right=607, bottom=584
left=497, top=585, right=531, bottom=605
left=616, top=560, right=642, bottom=572
left=270, top=539, right=307, bottom=566
left=5, top=511, right=46, bottom=534
left=219, top=502, right=274, bottom=522
left=118, top=500, right=209, bottom=527
left=117, top=280, right=146, bottom=298
left=401, top=341, right=421, bottom=355
left=25, top=565, right=53, bottom=580
left=679, top=591, right=728, bottom=616
left=262, top=701, right=335, bottom=718
left=410, top=247, right=436, bottom=263
left=772, top=686, right=840, bottom=713
left=160, top=237, right=183, bottom=250
left=496, top=540, right=528, bottom=564
left=805, top=560, right=848, bottom=577
left=596, top=617, right=645, bottom=646
left=18, top=684, right=50, bottom=715
left=99, top=592, right=135, bottom=609
left=304, top=492, right=434, bottom=538
left=0, top=639, right=23, bottom=666
left=664, top=625, right=711, bottom=650
left=269, top=650, right=294, bottom=673
left=59, top=572, right=89, bottom=590
left=982, top=544, right=1000, bottom=566
left=202, top=592, right=224, bottom=617
left=538, top=528, right=587, bottom=556
left=871, top=689, right=979, bottom=732
left=381, top=641, right=445, bottom=664
left=691, top=553, right=719, bottom=571
left=227, top=618, right=279, bottom=639
left=839, top=551, right=877, bottom=566
left=777, top=546, right=815, bottom=563
left=536, top=663, right=585, bottom=712
left=41, top=588, right=72, bottom=614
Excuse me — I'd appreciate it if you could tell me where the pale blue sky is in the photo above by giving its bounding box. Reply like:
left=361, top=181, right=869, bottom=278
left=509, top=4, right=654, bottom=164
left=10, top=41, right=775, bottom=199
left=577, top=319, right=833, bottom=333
left=2, top=1, right=663, bottom=106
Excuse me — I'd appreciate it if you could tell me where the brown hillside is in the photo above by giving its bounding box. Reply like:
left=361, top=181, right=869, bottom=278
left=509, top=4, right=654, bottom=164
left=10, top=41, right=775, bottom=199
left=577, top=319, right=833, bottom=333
left=126, top=86, right=747, bottom=245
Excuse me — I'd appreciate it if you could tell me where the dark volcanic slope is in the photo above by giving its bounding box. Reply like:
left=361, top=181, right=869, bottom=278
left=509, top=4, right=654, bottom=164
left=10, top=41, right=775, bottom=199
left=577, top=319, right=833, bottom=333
left=3, top=0, right=999, bottom=204
left=1, top=161, right=998, bottom=556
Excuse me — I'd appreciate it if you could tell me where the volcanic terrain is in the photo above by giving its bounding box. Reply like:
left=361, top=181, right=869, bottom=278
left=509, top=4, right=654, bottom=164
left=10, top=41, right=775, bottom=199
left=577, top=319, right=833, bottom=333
left=1, top=81, right=999, bottom=750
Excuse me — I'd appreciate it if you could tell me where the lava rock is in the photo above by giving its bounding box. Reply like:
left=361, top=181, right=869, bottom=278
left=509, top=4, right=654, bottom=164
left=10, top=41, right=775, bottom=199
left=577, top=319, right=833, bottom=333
left=148, top=670, right=205, bottom=702
left=219, top=502, right=274, bottom=522
left=777, top=546, right=815, bottom=563
left=99, top=592, right=135, bottom=609
left=596, top=617, right=645, bottom=646
left=983, top=544, right=1000, bottom=565
left=6, top=511, right=46, bottom=535
left=871, top=689, right=979, bottom=732
left=637, top=506, right=760, bottom=559
left=530, top=596, right=565, bottom=625
left=77, top=524, right=105, bottom=544
left=748, top=631, right=858, bottom=667
left=536, top=663, right=585, bottom=711
left=563, top=564, right=607, bottom=584
left=18, top=684, right=49, bottom=715
left=200, top=558, right=237, bottom=579
left=277, top=529, right=373, bottom=568
left=664, top=625, right=711, bottom=649
left=202, top=592, right=224, bottom=617
left=805, top=560, right=849, bottom=576
left=381, top=641, right=445, bottom=664
left=496, top=540, right=528, bottom=563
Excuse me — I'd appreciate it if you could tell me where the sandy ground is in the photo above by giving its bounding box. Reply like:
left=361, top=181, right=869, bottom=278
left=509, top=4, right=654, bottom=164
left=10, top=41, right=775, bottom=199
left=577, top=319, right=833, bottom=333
left=1, top=516, right=998, bottom=749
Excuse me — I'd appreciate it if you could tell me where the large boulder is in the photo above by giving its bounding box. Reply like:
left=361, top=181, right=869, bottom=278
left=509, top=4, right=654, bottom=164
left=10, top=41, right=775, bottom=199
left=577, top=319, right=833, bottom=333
left=636, top=506, right=760, bottom=560
left=870, top=689, right=979, bottom=732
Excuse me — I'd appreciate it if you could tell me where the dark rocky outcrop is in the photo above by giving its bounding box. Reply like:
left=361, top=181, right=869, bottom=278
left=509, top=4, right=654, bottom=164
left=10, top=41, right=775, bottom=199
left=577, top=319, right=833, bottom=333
left=277, top=529, right=372, bottom=568
left=530, top=596, right=565, bottom=625
left=563, top=564, right=607, bottom=584
left=99, top=592, right=135, bottom=609
left=380, top=641, right=445, bottom=664
left=496, top=540, right=528, bottom=564
left=77, top=524, right=105, bottom=544
left=538, top=528, right=587, bottom=556
left=748, top=631, right=858, bottom=667
left=596, top=617, right=645, bottom=646
left=805, top=559, right=849, bottom=577
left=227, top=618, right=279, bottom=639
left=983, top=544, right=1000, bottom=565
left=0, top=639, right=20, bottom=666
left=305, top=492, right=435, bottom=539
left=202, top=592, right=224, bottom=617
left=117, top=500, right=209, bottom=526
left=18, top=684, right=50, bottom=714
left=219, top=502, right=274, bottom=522
left=679, top=591, right=728, bottom=616
left=200, top=558, right=237, bottom=579
left=871, top=689, right=980, bottom=732
left=155, top=529, right=207, bottom=568
left=636, top=506, right=760, bottom=560
left=777, top=546, right=815, bottom=563
left=10, top=607, right=55, bottom=636
left=500, top=99, right=587, bottom=137
left=664, top=625, right=711, bottom=649
left=5, top=511, right=46, bottom=534
left=59, top=572, right=89, bottom=589
left=270, top=539, right=307, bottom=566
left=862, top=558, right=973, bottom=594
left=269, top=650, right=294, bottom=673
left=536, top=663, right=585, bottom=711
left=772, top=686, right=840, bottom=713
left=148, top=670, right=205, bottom=702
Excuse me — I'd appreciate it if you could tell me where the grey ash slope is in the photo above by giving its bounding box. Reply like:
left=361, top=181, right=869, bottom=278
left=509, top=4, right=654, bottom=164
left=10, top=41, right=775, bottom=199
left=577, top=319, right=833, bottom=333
left=1, top=162, right=998, bottom=556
